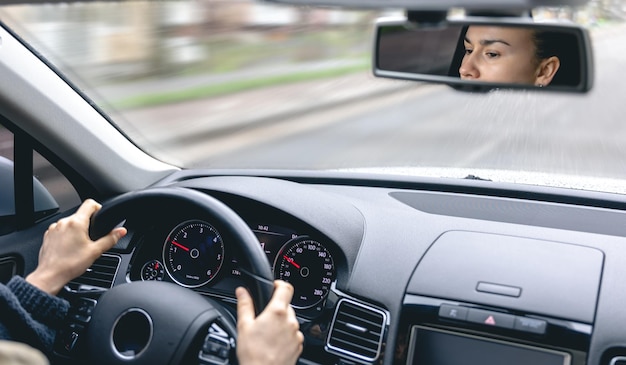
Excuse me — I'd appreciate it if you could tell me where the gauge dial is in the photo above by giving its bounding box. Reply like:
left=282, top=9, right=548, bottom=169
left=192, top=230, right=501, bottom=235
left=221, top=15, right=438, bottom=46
left=163, top=220, right=225, bottom=288
left=274, top=238, right=335, bottom=309
left=141, top=260, right=165, bottom=281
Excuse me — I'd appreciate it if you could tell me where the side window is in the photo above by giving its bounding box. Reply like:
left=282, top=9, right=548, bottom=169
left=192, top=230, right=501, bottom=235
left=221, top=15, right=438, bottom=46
left=33, top=150, right=80, bottom=211
left=0, top=123, right=80, bottom=236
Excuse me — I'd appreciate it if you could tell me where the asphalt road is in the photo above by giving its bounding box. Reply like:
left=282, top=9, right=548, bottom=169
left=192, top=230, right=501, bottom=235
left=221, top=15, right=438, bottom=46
left=176, top=24, right=626, bottom=184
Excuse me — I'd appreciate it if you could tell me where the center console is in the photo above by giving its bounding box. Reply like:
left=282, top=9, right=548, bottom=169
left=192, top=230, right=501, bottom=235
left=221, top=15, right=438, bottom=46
left=393, top=231, right=603, bottom=365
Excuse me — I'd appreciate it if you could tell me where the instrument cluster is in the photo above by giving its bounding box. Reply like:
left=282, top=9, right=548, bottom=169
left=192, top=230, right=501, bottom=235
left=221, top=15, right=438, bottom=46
left=129, top=219, right=337, bottom=312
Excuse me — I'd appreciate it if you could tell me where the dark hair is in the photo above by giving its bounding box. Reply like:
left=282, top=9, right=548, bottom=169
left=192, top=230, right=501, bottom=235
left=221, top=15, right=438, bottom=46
left=447, top=25, right=468, bottom=78
left=532, top=30, right=581, bottom=86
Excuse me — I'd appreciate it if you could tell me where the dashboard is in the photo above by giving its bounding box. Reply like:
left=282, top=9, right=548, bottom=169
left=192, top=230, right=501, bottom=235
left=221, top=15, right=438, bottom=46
left=63, top=172, right=626, bottom=365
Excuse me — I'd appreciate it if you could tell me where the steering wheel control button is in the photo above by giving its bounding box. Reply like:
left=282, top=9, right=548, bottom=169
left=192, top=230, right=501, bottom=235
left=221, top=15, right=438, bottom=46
left=65, top=297, right=97, bottom=324
left=199, top=332, right=232, bottom=365
left=112, top=309, right=153, bottom=360
left=54, top=297, right=98, bottom=356
left=514, top=317, right=547, bottom=335
left=467, top=308, right=515, bottom=329
left=69, top=313, right=91, bottom=324
left=54, top=324, right=84, bottom=355
left=438, top=304, right=468, bottom=321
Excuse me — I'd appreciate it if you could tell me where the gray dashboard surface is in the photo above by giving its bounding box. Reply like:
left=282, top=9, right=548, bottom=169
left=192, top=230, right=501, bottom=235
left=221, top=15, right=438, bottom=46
left=407, top=230, right=603, bottom=323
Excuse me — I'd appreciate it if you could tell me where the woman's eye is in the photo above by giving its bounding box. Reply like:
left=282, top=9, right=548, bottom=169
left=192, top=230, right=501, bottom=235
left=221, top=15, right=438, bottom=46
left=485, top=52, right=500, bottom=59
left=464, top=49, right=473, bottom=55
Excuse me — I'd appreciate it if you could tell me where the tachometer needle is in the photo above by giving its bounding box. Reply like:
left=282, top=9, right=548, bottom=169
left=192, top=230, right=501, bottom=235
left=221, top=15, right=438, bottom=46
left=172, top=241, right=190, bottom=252
left=283, top=255, right=301, bottom=269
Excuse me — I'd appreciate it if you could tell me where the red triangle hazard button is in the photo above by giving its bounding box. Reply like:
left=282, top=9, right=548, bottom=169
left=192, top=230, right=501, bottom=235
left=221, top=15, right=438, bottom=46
left=484, top=315, right=496, bottom=325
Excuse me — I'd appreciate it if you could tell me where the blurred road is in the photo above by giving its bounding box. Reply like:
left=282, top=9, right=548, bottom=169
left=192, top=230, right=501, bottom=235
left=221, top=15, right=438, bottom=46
left=122, top=24, right=626, bottom=183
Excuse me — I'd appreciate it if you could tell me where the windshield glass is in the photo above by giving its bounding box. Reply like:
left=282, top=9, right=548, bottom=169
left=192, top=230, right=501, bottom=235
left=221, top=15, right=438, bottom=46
left=1, top=1, right=624, bottom=193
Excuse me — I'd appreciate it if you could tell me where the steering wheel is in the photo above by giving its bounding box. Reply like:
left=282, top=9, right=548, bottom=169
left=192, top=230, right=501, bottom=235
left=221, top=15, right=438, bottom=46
left=83, top=187, right=275, bottom=365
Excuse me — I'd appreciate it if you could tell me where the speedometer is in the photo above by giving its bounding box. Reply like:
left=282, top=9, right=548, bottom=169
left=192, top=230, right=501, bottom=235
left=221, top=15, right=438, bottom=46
left=163, top=220, right=225, bottom=288
left=274, top=238, right=335, bottom=309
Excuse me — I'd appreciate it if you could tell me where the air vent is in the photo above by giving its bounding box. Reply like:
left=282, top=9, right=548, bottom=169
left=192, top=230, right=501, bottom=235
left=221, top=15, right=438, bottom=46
left=68, top=254, right=120, bottom=290
left=326, top=298, right=387, bottom=363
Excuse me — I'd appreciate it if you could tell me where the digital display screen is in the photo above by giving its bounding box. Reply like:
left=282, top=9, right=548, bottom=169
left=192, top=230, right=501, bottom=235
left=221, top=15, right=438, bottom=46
left=407, top=327, right=570, bottom=365
left=228, top=223, right=299, bottom=277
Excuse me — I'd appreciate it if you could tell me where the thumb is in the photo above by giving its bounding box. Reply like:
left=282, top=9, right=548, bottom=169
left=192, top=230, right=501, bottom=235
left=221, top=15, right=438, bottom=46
left=93, top=227, right=127, bottom=254
left=236, top=287, right=255, bottom=326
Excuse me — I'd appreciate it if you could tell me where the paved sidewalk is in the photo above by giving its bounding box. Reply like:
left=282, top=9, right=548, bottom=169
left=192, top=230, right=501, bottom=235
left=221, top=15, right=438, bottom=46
left=97, top=59, right=367, bottom=102
left=118, top=71, right=415, bottom=147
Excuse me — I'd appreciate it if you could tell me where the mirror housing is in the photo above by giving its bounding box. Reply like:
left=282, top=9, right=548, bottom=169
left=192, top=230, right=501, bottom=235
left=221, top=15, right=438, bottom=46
left=263, top=0, right=590, bottom=9
left=373, top=17, right=594, bottom=92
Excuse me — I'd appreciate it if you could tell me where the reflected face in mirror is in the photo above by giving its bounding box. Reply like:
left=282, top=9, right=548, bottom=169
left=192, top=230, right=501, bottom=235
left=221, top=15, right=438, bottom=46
left=459, top=26, right=560, bottom=86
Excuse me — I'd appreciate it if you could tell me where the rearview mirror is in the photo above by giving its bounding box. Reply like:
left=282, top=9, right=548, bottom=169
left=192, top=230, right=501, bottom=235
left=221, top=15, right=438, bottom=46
left=374, top=17, right=593, bottom=92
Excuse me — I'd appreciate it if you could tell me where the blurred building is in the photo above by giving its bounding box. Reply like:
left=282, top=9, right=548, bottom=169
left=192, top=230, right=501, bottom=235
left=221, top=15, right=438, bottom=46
left=1, top=0, right=372, bottom=80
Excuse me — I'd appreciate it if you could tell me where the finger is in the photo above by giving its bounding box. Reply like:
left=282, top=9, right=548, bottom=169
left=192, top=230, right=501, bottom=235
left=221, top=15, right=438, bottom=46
left=270, top=280, right=295, bottom=308
left=287, top=306, right=300, bottom=331
left=236, top=286, right=255, bottom=326
left=296, top=330, right=305, bottom=347
left=93, top=227, right=127, bottom=254
left=74, top=199, right=101, bottom=221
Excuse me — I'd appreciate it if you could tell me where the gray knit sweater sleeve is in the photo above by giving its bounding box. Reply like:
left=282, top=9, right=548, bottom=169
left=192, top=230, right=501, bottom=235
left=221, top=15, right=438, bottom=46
left=0, top=276, right=70, bottom=354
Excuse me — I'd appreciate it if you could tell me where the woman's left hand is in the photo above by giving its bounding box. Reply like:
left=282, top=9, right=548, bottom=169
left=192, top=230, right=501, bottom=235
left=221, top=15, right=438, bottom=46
left=26, top=199, right=126, bottom=295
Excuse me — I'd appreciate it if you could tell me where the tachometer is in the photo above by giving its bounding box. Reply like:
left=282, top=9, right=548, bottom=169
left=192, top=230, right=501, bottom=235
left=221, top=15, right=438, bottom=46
left=274, top=238, right=335, bottom=309
left=163, top=220, right=225, bottom=288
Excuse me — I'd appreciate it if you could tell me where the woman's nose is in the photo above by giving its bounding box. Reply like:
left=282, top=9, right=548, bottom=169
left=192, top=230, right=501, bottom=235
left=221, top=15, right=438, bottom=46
left=459, top=54, right=479, bottom=79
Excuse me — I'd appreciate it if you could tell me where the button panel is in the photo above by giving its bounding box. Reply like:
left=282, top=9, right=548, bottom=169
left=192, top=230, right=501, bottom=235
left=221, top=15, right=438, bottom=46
left=438, top=304, right=547, bottom=335
left=54, top=297, right=97, bottom=356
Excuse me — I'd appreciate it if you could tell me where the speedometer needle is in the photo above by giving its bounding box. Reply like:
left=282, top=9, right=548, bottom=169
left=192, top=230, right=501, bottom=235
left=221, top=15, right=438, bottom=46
left=172, top=241, right=190, bottom=252
left=283, top=255, right=301, bottom=269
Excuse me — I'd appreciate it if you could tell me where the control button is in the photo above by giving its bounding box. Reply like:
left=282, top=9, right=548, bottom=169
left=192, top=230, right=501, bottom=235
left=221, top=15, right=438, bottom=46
left=64, top=331, right=79, bottom=352
left=54, top=324, right=84, bottom=355
left=76, top=301, right=95, bottom=316
left=514, top=317, right=547, bottom=335
left=467, top=308, right=514, bottom=329
left=439, top=305, right=468, bottom=321
left=198, top=325, right=233, bottom=365
left=69, top=313, right=91, bottom=324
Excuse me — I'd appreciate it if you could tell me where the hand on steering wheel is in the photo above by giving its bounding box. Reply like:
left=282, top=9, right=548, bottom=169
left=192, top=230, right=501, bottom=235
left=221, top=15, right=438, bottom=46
left=236, top=281, right=304, bottom=365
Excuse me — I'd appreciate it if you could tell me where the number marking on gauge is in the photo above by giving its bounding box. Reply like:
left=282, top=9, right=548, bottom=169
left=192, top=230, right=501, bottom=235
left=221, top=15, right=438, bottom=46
left=274, top=238, right=336, bottom=309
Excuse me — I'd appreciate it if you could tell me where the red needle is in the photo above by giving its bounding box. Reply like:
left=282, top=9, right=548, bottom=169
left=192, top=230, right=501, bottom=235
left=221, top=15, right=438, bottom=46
left=283, top=255, right=301, bottom=269
left=172, top=241, right=190, bottom=252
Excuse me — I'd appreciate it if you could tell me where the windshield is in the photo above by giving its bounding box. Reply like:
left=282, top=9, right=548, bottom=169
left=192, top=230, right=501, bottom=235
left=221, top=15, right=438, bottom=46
left=1, top=1, right=624, bottom=193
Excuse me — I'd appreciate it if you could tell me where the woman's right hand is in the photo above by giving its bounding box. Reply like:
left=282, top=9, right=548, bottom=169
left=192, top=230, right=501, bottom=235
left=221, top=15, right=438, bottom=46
left=236, top=280, right=304, bottom=365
